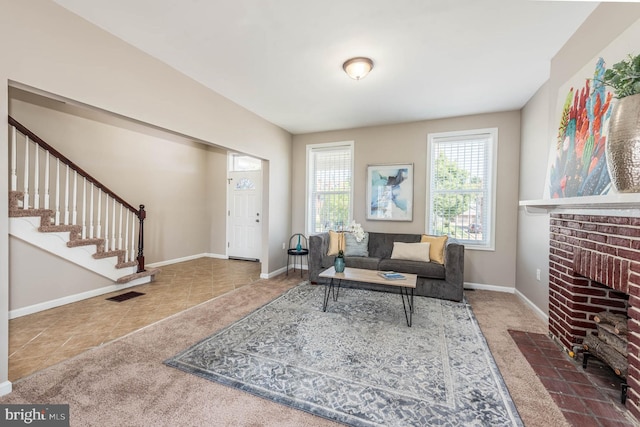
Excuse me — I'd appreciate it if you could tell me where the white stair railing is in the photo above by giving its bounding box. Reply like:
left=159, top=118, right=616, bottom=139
left=9, top=116, right=146, bottom=270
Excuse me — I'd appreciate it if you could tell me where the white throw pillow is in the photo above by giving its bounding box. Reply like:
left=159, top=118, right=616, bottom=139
left=390, top=242, right=431, bottom=262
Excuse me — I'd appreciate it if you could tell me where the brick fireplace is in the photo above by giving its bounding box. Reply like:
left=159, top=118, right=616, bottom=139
left=548, top=213, right=640, bottom=418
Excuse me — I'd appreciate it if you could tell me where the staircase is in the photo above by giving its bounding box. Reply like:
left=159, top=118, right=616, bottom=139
left=8, top=116, right=158, bottom=289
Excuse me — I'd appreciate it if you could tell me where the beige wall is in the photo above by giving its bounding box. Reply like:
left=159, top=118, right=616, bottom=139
left=0, top=0, right=293, bottom=391
left=293, top=111, right=521, bottom=289
left=516, top=4, right=640, bottom=316
left=9, top=238, right=113, bottom=310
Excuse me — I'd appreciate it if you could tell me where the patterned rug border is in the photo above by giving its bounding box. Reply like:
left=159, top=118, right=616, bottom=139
left=165, top=283, right=523, bottom=427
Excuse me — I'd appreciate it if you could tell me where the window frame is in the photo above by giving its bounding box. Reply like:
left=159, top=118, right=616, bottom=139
left=426, top=128, right=498, bottom=251
left=306, top=141, right=355, bottom=236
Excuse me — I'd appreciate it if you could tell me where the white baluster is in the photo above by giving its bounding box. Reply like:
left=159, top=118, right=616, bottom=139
left=81, top=177, right=87, bottom=239
left=55, top=159, right=61, bottom=225
left=23, top=136, right=30, bottom=209
left=130, top=211, right=136, bottom=263
left=64, top=165, right=70, bottom=225
left=89, top=184, right=95, bottom=239
left=33, top=146, right=40, bottom=209
left=44, top=151, right=50, bottom=209
left=96, top=189, right=102, bottom=239
left=104, top=196, right=110, bottom=251
left=111, top=199, right=116, bottom=251
left=10, top=126, right=17, bottom=192
left=72, top=171, right=78, bottom=225
left=124, top=211, right=130, bottom=261
left=118, top=204, right=123, bottom=251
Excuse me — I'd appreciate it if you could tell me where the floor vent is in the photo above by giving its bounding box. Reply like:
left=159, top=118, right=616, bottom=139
left=106, top=291, right=145, bottom=302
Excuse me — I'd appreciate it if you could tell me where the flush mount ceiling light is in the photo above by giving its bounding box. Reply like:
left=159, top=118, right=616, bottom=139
left=343, top=57, right=374, bottom=80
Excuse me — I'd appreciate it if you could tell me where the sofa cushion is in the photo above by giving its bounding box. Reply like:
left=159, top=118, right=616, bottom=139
left=344, top=232, right=369, bottom=257
left=420, top=235, right=448, bottom=265
left=326, top=230, right=345, bottom=256
left=368, top=232, right=421, bottom=259
left=390, top=242, right=431, bottom=262
left=379, top=258, right=445, bottom=279
left=345, top=256, right=381, bottom=270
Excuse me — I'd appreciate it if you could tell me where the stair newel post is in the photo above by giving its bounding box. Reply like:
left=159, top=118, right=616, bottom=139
left=137, top=204, right=146, bottom=273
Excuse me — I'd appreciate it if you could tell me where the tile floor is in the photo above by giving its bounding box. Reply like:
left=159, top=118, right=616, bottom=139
left=8, top=258, right=304, bottom=382
left=509, top=330, right=638, bottom=427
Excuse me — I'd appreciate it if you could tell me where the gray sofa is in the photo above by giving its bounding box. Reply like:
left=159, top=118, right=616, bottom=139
left=309, top=232, right=464, bottom=302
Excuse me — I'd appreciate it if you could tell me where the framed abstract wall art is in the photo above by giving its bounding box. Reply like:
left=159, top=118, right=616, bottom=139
left=366, top=163, right=413, bottom=221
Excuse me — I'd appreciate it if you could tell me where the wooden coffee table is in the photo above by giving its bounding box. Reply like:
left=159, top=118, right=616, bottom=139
left=318, top=266, right=417, bottom=327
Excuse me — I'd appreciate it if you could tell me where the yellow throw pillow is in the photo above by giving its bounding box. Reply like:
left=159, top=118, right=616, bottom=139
left=390, top=242, right=431, bottom=262
left=327, top=231, right=345, bottom=256
left=421, top=235, right=448, bottom=264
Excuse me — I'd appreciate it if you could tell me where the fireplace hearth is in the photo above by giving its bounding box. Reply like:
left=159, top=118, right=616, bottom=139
left=548, top=213, right=640, bottom=419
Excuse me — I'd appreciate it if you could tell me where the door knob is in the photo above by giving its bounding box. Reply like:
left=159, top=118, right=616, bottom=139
left=256, top=219, right=260, bottom=223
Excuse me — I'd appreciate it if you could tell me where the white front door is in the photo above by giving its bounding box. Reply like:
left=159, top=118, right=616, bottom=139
left=227, top=170, right=262, bottom=260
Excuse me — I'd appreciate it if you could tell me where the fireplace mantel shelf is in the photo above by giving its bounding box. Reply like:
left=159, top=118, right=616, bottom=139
left=520, top=194, right=640, bottom=213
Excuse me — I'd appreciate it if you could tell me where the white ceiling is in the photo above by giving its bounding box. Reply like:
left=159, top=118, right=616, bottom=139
left=52, top=0, right=597, bottom=134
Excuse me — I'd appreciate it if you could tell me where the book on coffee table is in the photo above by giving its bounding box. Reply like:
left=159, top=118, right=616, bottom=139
left=377, top=271, right=406, bottom=280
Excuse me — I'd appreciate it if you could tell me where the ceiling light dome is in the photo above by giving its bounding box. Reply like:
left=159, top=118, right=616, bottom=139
left=343, top=57, right=374, bottom=80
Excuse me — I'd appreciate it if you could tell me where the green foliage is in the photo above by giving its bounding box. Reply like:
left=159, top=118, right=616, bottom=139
left=432, top=152, right=472, bottom=223
left=314, top=193, right=349, bottom=232
left=602, top=54, right=640, bottom=98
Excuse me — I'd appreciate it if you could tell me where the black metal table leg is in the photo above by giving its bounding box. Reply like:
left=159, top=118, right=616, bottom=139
left=400, top=287, right=414, bottom=327
left=322, top=278, right=341, bottom=311
left=323, top=279, right=333, bottom=312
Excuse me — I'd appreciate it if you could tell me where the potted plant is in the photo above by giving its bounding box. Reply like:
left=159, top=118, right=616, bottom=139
left=601, top=54, right=640, bottom=98
left=601, top=53, right=640, bottom=192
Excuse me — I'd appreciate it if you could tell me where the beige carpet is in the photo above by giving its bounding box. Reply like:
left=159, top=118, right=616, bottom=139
left=466, top=289, right=569, bottom=427
left=0, top=281, right=567, bottom=427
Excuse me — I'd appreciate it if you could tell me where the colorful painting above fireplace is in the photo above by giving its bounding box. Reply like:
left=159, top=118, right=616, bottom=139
left=547, top=58, right=613, bottom=199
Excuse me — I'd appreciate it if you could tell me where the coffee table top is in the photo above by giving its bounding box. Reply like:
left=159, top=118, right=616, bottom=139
left=319, top=266, right=417, bottom=289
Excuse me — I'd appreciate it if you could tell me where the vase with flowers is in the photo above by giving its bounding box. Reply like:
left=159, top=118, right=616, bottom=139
left=346, top=220, right=365, bottom=242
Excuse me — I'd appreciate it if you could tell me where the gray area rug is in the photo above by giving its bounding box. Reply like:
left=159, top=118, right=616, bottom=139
left=165, top=283, right=523, bottom=426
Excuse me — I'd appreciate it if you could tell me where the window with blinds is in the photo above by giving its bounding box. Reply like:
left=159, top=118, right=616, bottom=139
left=427, top=129, right=497, bottom=249
left=307, top=142, right=354, bottom=234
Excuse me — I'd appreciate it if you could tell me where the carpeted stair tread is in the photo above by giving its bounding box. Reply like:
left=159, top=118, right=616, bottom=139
left=10, top=208, right=54, bottom=218
left=39, top=224, right=81, bottom=233
left=9, top=190, right=23, bottom=210
left=67, top=238, right=105, bottom=248
left=93, top=249, right=125, bottom=260
left=116, top=268, right=160, bottom=284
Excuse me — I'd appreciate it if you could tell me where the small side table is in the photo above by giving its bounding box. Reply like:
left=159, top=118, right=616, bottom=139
left=287, top=248, right=309, bottom=277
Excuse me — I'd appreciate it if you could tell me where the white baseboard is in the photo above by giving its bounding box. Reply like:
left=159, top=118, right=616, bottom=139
left=0, top=381, right=12, bottom=396
left=464, top=282, right=516, bottom=293
left=464, top=282, right=549, bottom=323
left=146, top=253, right=227, bottom=268
left=9, top=280, right=147, bottom=319
left=515, top=289, right=549, bottom=323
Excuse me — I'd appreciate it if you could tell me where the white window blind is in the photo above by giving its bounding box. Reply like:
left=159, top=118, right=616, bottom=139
left=428, top=129, right=496, bottom=249
left=307, top=142, right=353, bottom=234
